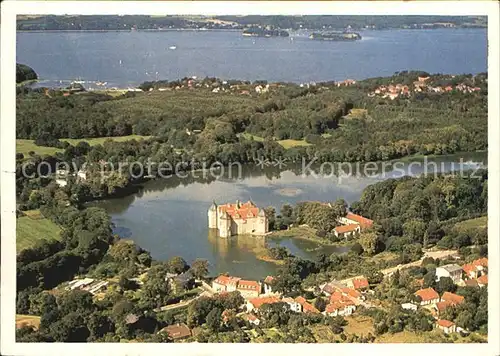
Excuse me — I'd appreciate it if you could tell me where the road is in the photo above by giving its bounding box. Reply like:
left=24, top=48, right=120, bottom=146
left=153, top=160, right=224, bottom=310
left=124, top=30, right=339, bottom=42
left=154, top=281, right=214, bottom=312
left=340, top=249, right=459, bottom=283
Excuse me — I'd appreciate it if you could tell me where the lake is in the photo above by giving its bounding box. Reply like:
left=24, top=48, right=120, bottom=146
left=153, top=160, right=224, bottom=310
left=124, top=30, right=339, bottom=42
left=89, top=152, right=487, bottom=280
left=16, top=28, right=487, bottom=88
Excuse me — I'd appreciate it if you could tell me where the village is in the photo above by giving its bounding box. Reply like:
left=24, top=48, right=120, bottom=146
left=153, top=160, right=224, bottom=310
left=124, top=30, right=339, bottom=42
left=367, top=75, right=482, bottom=100
left=55, top=206, right=488, bottom=342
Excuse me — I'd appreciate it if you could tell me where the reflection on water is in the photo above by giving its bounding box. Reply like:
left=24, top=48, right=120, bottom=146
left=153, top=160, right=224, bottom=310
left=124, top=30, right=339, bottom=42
left=89, top=152, right=487, bottom=279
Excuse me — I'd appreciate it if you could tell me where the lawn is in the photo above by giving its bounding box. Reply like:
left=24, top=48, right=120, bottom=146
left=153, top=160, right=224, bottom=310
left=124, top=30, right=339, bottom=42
left=16, top=315, right=41, bottom=330
left=277, top=139, right=312, bottom=149
left=239, top=133, right=264, bottom=142
left=17, top=210, right=62, bottom=252
left=16, top=139, right=61, bottom=157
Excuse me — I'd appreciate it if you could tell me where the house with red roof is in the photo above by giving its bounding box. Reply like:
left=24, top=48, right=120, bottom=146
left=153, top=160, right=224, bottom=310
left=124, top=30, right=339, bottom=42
left=477, top=274, right=488, bottom=287
left=441, top=292, right=465, bottom=306
left=324, top=299, right=356, bottom=317
left=246, top=313, right=261, bottom=326
left=246, top=296, right=281, bottom=312
left=333, top=224, right=361, bottom=238
left=462, top=257, right=488, bottom=280
left=347, top=277, right=370, bottom=291
left=212, top=275, right=241, bottom=293
left=208, top=200, right=268, bottom=237
left=212, top=275, right=262, bottom=299
left=237, top=279, right=262, bottom=299
left=295, top=296, right=320, bottom=314
left=436, top=319, right=456, bottom=334
left=338, top=212, right=374, bottom=230
left=414, top=287, right=440, bottom=306
left=159, top=323, right=192, bottom=340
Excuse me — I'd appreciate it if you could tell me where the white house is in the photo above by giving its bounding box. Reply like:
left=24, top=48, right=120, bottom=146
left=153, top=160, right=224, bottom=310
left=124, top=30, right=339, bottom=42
left=414, top=288, right=440, bottom=306
left=263, top=276, right=274, bottom=295
left=435, top=264, right=463, bottom=283
left=401, top=303, right=418, bottom=311
left=436, top=319, right=456, bottom=334
left=282, top=297, right=302, bottom=313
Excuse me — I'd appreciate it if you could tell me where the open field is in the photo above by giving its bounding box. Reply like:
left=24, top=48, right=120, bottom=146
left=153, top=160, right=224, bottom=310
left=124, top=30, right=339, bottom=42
left=344, top=315, right=375, bottom=335
left=268, top=226, right=347, bottom=246
left=62, top=134, right=151, bottom=146
left=16, top=315, right=41, bottom=330
left=16, top=135, right=151, bottom=156
left=17, top=210, right=61, bottom=252
left=239, top=133, right=311, bottom=149
left=454, top=216, right=488, bottom=230
left=310, top=324, right=338, bottom=342
left=277, top=139, right=312, bottom=149
left=16, top=139, right=61, bottom=156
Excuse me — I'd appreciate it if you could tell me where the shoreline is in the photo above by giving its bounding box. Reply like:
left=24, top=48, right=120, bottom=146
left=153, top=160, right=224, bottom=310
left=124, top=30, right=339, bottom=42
left=16, top=27, right=486, bottom=34
left=267, top=227, right=353, bottom=249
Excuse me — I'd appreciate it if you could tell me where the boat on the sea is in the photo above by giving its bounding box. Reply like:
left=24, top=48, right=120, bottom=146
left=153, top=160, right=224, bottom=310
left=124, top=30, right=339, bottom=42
left=96, top=81, right=107, bottom=86
left=169, top=46, right=177, bottom=50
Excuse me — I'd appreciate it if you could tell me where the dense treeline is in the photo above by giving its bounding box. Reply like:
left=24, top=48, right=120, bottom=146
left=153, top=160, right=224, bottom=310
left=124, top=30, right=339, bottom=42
left=17, top=15, right=227, bottom=31
left=350, top=169, right=488, bottom=252
left=17, top=15, right=486, bottom=32
left=16, top=63, right=38, bottom=83
left=217, top=15, right=486, bottom=30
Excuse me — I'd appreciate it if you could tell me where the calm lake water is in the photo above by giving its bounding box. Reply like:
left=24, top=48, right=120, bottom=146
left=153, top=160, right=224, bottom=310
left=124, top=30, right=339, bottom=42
left=16, top=28, right=487, bottom=87
left=89, top=152, right=487, bottom=279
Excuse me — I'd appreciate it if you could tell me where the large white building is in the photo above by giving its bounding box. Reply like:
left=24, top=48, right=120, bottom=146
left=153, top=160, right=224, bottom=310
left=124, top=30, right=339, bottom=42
left=435, top=264, right=463, bottom=283
left=208, top=201, right=268, bottom=238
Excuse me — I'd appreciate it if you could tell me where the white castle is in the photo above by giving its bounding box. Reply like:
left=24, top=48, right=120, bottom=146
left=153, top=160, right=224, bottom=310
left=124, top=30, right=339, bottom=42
left=208, top=200, right=268, bottom=238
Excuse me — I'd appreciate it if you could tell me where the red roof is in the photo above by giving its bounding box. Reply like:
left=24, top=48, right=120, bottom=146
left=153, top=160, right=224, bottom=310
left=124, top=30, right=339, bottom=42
left=441, top=292, right=464, bottom=305
left=415, top=288, right=439, bottom=302
left=295, top=296, right=320, bottom=313
left=218, top=201, right=261, bottom=220
left=334, top=224, right=360, bottom=234
left=352, top=278, right=369, bottom=290
left=464, top=279, right=479, bottom=287
left=330, top=292, right=355, bottom=305
left=342, top=288, right=362, bottom=299
left=248, top=296, right=280, bottom=309
left=346, top=213, right=374, bottom=228
left=214, top=275, right=241, bottom=286
left=161, top=324, right=192, bottom=339
left=477, top=274, right=488, bottom=285
left=264, top=276, right=274, bottom=284
left=237, top=279, right=260, bottom=292
left=247, top=314, right=259, bottom=321
left=437, top=319, right=455, bottom=328
left=326, top=301, right=353, bottom=313
left=473, top=258, right=488, bottom=268
left=462, top=263, right=476, bottom=276
left=435, top=300, right=453, bottom=312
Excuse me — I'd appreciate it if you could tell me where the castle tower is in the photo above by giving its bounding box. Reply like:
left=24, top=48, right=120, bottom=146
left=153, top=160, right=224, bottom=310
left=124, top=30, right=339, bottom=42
left=257, top=209, right=268, bottom=234
left=208, top=201, right=218, bottom=229
left=219, top=211, right=231, bottom=238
